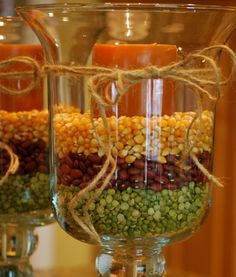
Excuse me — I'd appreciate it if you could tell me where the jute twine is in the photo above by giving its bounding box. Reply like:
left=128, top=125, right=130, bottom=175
left=0, top=44, right=235, bottom=244
left=0, top=142, right=19, bottom=186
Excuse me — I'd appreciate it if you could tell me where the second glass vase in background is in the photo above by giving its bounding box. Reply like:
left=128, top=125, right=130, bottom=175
left=18, top=3, right=236, bottom=277
left=0, top=16, right=54, bottom=276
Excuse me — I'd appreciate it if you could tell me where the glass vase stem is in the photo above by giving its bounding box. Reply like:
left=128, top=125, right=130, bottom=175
left=96, top=244, right=166, bottom=277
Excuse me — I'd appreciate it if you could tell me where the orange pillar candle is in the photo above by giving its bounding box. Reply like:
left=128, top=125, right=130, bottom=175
left=0, top=44, right=44, bottom=112
left=92, top=43, right=177, bottom=116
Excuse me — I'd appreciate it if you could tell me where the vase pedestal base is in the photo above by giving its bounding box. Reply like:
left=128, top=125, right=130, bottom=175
left=96, top=244, right=166, bottom=277
left=0, top=224, right=38, bottom=277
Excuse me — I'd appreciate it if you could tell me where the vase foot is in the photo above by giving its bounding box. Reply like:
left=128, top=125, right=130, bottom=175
left=0, top=263, right=33, bottom=277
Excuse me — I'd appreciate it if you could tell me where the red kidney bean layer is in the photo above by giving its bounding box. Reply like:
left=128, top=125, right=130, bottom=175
left=57, top=151, right=211, bottom=191
left=0, top=139, right=49, bottom=175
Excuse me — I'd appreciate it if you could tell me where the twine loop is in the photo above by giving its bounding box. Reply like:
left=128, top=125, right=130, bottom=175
left=0, top=56, right=42, bottom=95
left=0, top=142, right=19, bottom=186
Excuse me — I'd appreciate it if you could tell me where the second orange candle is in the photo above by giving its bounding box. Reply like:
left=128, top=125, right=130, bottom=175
left=0, top=44, right=44, bottom=112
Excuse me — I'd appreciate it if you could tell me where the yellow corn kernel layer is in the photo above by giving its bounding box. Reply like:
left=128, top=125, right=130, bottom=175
left=0, top=110, right=48, bottom=144
left=0, top=105, right=79, bottom=144
left=54, top=110, right=214, bottom=163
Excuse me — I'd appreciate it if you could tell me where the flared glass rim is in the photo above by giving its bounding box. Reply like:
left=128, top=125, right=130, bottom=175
left=0, top=16, right=22, bottom=22
left=16, top=2, right=236, bottom=13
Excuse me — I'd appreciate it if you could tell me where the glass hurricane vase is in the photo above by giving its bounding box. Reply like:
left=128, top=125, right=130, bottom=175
left=18, top=3, right=236, bottom=276
left=0, top=16, right=54, bottom=276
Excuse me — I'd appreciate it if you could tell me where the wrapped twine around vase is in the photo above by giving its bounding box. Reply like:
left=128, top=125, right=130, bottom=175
left=0, top=44, right=235, bottom=243
left=0, top=142, right=19, bottom=186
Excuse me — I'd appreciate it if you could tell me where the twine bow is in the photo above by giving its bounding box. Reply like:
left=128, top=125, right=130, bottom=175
left=0, top=44, right=235, bottom=99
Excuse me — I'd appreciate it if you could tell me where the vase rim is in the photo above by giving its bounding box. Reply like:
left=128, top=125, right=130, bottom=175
left=16, top=2, right=236, bottom=13
left=0, top=16, right=22, bottom=22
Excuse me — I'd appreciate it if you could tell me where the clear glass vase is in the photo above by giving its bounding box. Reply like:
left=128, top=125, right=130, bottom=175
left=0, top=16, right=54, bottom=276
left=18, top=3, right=236, bottom=276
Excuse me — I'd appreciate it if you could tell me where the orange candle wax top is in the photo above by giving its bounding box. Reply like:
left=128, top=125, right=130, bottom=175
left=0, top=44, right=43, bottom=60
left=92, top=43, right=177, bottom=116
left=93, top=43, right=177, bottom=69
left=0, top=44, right=44, bottom=112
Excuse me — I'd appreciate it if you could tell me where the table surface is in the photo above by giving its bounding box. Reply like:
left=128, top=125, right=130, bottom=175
left=35, top=267, right=208, bottom=277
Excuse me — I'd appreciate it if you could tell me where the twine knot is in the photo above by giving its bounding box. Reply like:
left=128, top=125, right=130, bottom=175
left=146, top=65, right=163, bottom=79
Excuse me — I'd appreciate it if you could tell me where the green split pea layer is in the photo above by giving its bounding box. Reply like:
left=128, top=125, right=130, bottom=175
left=0, top=173, right=50, bottom=214
left=58, top=181, right=208, bottom=237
